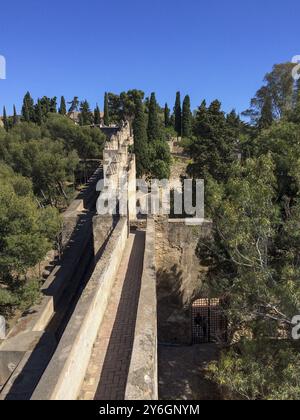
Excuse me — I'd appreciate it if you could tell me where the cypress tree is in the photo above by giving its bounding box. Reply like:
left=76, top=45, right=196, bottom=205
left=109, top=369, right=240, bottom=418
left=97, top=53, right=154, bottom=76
left=174, top=91, right=182, bottom=137
left=13, top=105, right=18, bottom=126
left=164, top=103, right=170, bottom=127
left=2, top=107, right=8, bottom=131
left=22, top=91, right=35, bottom=122
left=182, top=95, right=192, bottom=138
left=133, top=98, right=149, bottom=177
left=147, top=92, right=160, bottom=142
left=35, top=100, right=43, bottom=125
left=22, top=99, right=30, bottom=122
left=94, top=104, right=101, bottom=125
left=170, top=114, right=175, bottom=128
left=258, top=93, right=273, bottom=129
left=104, top=92, right=110, bottom=126
left=22, top=100, right=29, bottom=122
left=59, top=96, right=67, bottom=115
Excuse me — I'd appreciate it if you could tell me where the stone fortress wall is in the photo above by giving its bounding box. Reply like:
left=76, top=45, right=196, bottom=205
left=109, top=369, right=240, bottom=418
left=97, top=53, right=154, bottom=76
left=31, top=123, right=157, bottom=400
left=0, top=122, right=210, bottom=400
left=32, top=217, right=129, bottom=400
left=0, top=123, right=139, bottom=400
left=100, top=122, right=136, bottom=221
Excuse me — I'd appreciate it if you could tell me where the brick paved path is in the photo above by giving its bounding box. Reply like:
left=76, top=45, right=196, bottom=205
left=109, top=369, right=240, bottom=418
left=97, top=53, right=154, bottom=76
left=79, top=231, right=145, bottom=400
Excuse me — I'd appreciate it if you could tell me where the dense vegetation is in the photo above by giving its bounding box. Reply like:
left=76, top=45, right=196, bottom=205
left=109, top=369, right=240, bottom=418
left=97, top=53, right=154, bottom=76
left=0, top=163, right=61, bottom=316
left=181, top=63, right=300, bottom=400
left=0, top=89, right=174, bottom=317
left=104, top=90, right=173, bottom=179
left=2, top=67, right=300, bottom=399
left=133, top=92, right=172, bottom=179
left=0, top=84, right=187, bottom=320
left=0, top=93, right=107, bottom=316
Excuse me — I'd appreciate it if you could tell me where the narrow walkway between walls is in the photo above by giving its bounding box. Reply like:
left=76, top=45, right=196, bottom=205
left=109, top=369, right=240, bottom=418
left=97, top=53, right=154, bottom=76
left=79, top=230, right=145, bottom=400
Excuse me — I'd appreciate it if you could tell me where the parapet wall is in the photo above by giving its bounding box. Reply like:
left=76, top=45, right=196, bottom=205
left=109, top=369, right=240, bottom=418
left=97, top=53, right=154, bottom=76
left=125, top=218, right=158, bottom=400
left=0, top=167, right=105, bottom=399
left=31, top=218, right=128, bottom=400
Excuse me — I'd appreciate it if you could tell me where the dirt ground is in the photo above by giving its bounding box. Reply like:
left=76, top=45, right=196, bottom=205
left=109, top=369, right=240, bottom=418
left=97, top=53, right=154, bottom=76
left=158, top=343, right=222, bottom=400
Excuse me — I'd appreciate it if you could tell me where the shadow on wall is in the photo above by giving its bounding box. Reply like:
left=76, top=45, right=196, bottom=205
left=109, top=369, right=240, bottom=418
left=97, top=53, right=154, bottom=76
left=157, top=265, right=192, bottom=345
left=0, top=206, right=106, bottom=399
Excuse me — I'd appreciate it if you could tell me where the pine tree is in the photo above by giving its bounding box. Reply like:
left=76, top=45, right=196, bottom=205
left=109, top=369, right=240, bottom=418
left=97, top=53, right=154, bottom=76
left=39, top=96, right=50, bottom=115
left=104, top=92, right=110, bottom=126
left=94, top=105, right=101, bottom=125
left=79, top=100, right=92, bottom=126
left=226, top=109, right=241, bottom=132
left=2, top=106, right=8, bottom=131
left=22, top=91, right=35, bottom=122
left=182, top=95, right=192, bottom=138
left=174, top=91, right=182, bottom=137
left=133, top=98, right=149, bottom=177
left=68, top=97, right=80, bottom=113
left=189, top=100, right=236, bottom=182
left=13, top=105, right=18, bottom=126
left=147, top=92, right=160, bottom=142
left=164, top=103, right=170, bottom=127
left=59, top=96, right=67, bottom=115
left=50, top=97, right=57, bottom=113
left=192, top=100, right=208, bottom=137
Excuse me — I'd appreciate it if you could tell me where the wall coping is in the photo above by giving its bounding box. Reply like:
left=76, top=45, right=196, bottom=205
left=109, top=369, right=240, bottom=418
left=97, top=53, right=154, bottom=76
left=125, top=218, right=158, bottom=400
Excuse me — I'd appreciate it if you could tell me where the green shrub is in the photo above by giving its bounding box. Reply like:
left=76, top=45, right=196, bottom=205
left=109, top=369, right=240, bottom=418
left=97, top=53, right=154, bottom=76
left=208, top=340, right=300, bottom=400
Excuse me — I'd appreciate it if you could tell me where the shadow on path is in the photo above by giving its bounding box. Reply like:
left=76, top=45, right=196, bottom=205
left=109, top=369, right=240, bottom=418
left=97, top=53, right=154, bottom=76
left=94, top=231, right=145, bottom=400
left=158, top=343, right=222, bottom=400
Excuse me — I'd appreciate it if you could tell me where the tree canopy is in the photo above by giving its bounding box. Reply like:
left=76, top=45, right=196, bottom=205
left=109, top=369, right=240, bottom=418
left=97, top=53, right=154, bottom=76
left=0, top=163, right=61, bottom=315
left=179, top=62, right=300, bottom=400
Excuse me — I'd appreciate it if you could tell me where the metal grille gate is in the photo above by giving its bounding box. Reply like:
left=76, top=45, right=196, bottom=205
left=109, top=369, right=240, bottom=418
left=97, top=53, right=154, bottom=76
left=192, top=298, right=227, bottom=344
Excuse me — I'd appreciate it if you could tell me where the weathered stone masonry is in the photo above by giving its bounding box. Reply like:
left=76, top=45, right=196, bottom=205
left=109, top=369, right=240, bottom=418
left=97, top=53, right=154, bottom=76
left=155, top=217, right=212, bottom=345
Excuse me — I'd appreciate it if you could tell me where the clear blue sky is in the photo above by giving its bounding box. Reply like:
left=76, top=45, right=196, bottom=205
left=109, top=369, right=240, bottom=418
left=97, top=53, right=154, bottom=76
left=0, top=0, right=299, bottom=115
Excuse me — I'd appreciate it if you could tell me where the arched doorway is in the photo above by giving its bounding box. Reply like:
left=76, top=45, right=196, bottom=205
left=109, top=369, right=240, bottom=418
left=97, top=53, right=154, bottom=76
left=191, top=298, right=227, bottom=344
